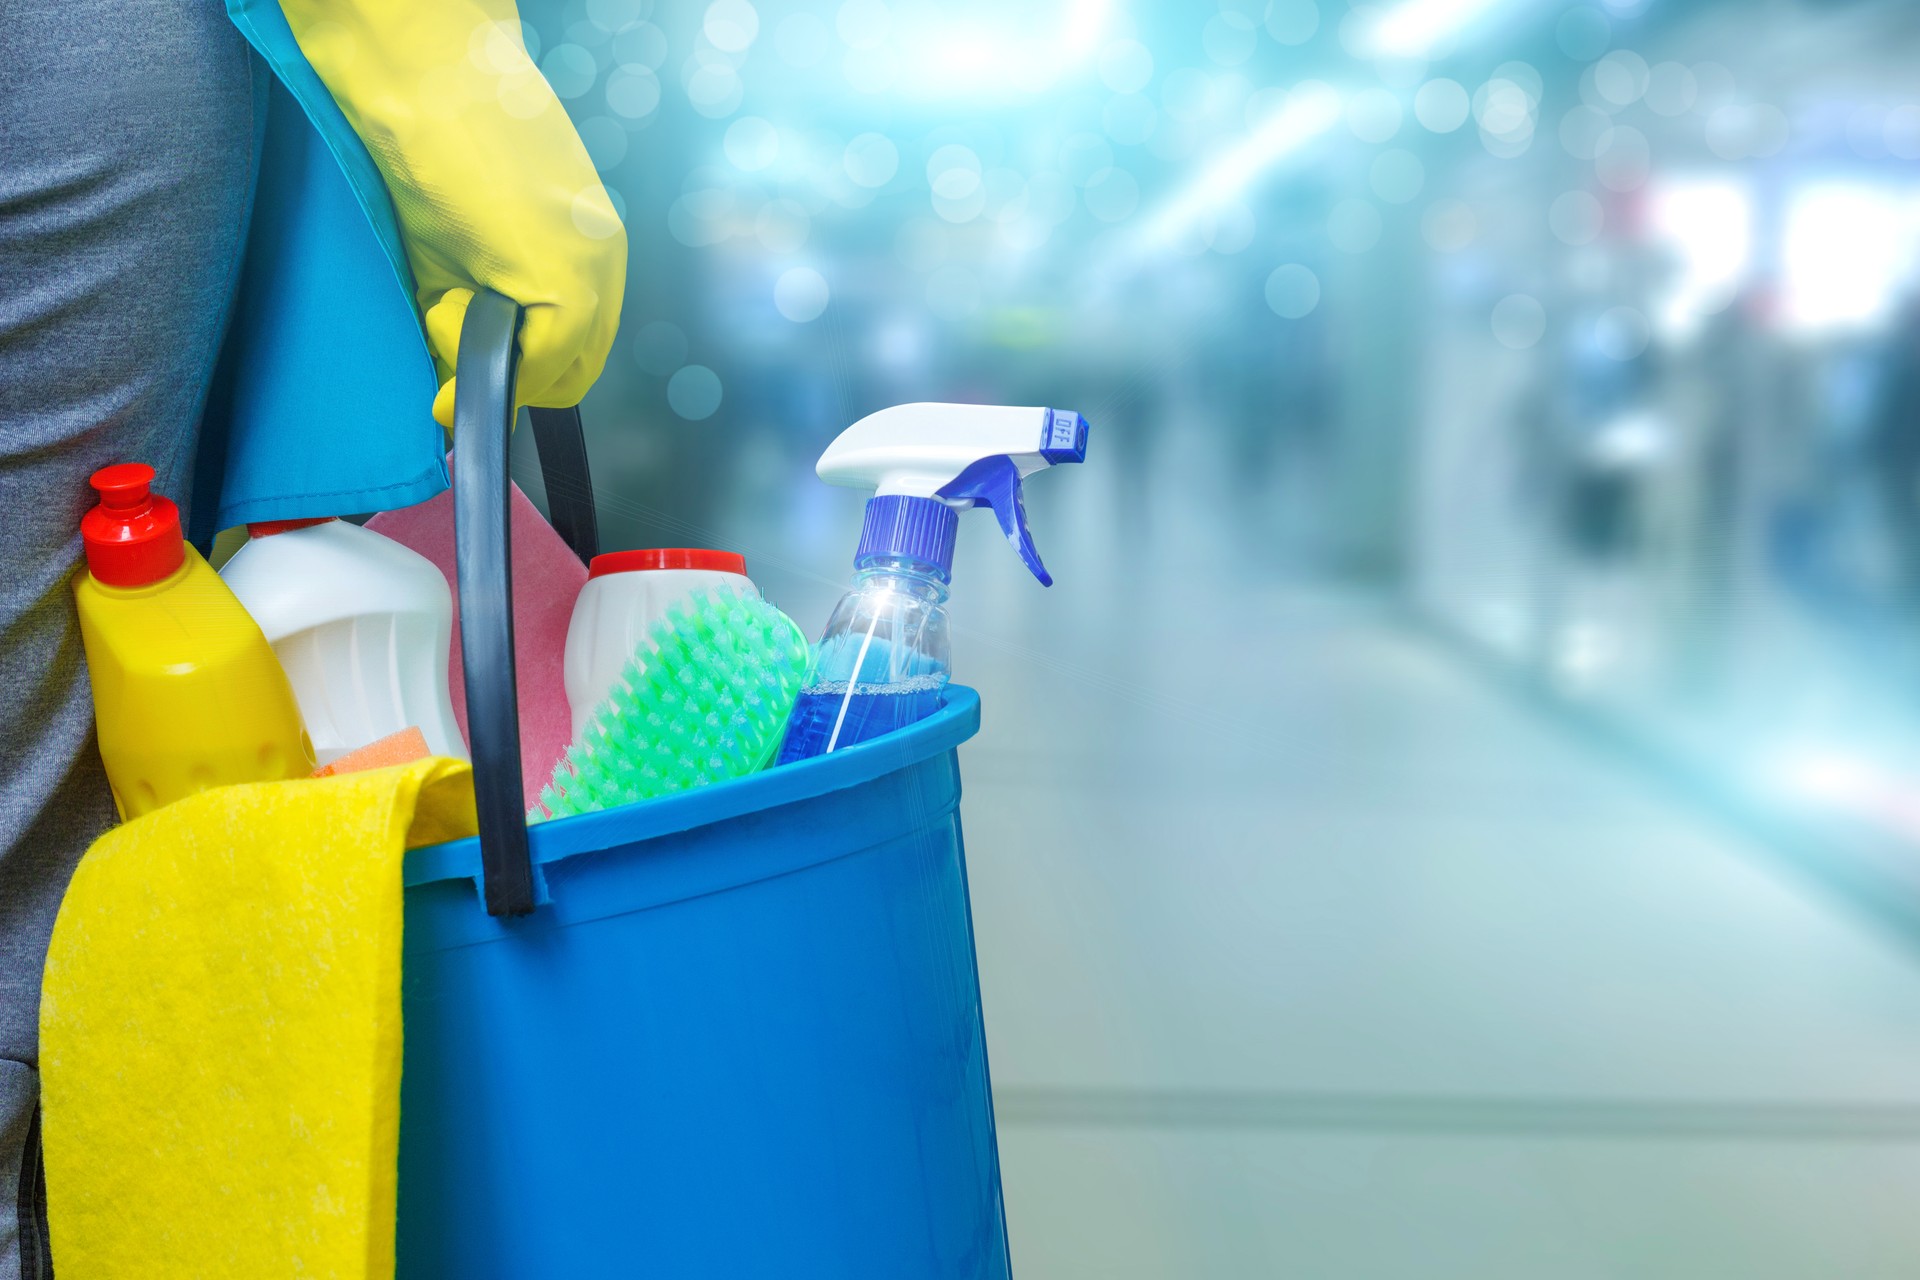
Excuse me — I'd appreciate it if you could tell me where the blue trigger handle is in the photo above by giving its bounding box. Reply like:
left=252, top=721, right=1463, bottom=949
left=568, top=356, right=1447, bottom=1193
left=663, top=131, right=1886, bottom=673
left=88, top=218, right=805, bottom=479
left=938, top=455, right=1052, bottom=587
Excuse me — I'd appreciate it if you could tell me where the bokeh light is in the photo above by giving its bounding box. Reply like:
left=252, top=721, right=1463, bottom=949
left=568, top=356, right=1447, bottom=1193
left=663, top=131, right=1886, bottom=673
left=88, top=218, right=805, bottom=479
left=541, top=44, right=598, bottom=99
left=571, top=185, right=623, bottom=239
left=605, top=65, right=661, bottom=119
left=774, top=267, right=830, bottom=322
left=1414, top=79, right=1470, bottom=133
left=686, top=59, right=744, bottom=118
left=1265, top=0, right=1319, bottom=46
left=585, top=0, right=644, bottom=31
left=1691, top=59, right=1736, bottom=109
left=1705, top=102, right=1791, bottom=160
left=1491, top=293, right=1547, bottom=349
left=1204, top=201, right=1256, bottom=253
left=724, top=117, right=780, bottom=171
left=1847, top=106, right=1889, bottom=159
left=1548, top=189, right=1605, bottom=245
left=1370, top=149, right=1425, bottom=203
left=1888, top=105, right=1920, bottom=159
left=1025, top=172, right=1077, bottom=223
left=756, top=198, right=810, bottom=253
left=1594, top=125, right=1651, bottom=192
left=613, top=20, right=667, bottom=69
left=1328, top=198, right=1383, bottom=253
left=1347, top=87, right=1404, bottom=143
left=1099, top=39, right=1155, bottom=94
left=703, top=0, right=760, bottom=54
left=1592, top=50, right=1650, bottom=107
left=836, top=0, right=889, bottom=51
left=894, top=218, right=946, bottom=272
left=1559, top=104, right=1614, bottom=159
left=774, top=12, right=830, bottom=66
left=1644, top=61, right=1697, bottom=116
left=1264, top=264, right=1321, bottom=318
left=1556, top=5, right=1612, bottom=60
left=843, top=133, right=899, bottom=187
left=1104, top=93, right=1159, bottom=146
left=927, top=145, right=982, bottom=199
left=1421, top=198, right=1477, bottom=251
left=1202, top=13, right=1258, bottom=67
left=667, top=183, right=732, bottom=248
left=1083, top=168, right=1141, bottom=223
left=667, top=364, right=723, bottom=419
left=1162, top=68, right=1218, bottom=124
left=577, top=116, right=628, bottom=171
left=1060, top=134, right=1115, bottom=186
left=1594, top=305, right=1651, bottom=359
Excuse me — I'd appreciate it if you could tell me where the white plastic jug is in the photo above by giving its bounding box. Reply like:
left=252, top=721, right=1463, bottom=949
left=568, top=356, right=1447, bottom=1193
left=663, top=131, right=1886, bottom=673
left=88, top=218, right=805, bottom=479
left=564, top=549, right=760, bottom=739
left=220, top=518, right=466, bottom=764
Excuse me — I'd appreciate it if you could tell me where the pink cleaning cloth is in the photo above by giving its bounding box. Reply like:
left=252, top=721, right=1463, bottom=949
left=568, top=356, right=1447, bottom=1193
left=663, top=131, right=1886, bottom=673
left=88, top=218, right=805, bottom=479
left=367, top=468, right=586, bottom=809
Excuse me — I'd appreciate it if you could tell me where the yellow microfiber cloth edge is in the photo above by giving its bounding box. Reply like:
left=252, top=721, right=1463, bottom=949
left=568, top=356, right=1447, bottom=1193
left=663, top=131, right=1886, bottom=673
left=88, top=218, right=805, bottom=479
left=39, top=756, right=478, bottom=1279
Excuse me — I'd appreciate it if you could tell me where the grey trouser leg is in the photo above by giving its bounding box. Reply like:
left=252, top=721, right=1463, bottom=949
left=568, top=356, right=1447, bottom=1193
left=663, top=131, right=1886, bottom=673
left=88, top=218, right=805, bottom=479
left=0, top=4, right=258, bottom=1274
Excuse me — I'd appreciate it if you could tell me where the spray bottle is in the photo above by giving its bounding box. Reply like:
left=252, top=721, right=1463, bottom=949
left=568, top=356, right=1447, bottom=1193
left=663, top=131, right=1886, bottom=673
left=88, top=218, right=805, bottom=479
left=776, top=402, right=1089, bottom=763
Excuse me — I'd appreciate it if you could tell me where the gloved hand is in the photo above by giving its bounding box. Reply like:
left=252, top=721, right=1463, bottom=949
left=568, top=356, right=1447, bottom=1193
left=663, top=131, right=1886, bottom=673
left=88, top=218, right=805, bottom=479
left=279, top=1, right=626, bottom=426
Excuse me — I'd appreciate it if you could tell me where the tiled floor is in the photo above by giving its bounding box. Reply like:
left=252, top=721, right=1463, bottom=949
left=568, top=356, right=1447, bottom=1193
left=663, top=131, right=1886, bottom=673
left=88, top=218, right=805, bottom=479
left=551, top=422, right=1920, bottom=1275
left=958, top=577, right=1920, bottom=1278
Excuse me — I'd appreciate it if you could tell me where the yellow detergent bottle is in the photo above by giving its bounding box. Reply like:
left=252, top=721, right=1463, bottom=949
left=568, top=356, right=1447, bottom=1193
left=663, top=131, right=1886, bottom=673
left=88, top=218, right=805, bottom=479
left=73, top=464, right=314, bottom=818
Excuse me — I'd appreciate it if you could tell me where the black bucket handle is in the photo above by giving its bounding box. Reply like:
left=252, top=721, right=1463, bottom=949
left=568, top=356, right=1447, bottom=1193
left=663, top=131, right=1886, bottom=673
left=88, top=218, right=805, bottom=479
left=452, top=288, right=600, bottom=917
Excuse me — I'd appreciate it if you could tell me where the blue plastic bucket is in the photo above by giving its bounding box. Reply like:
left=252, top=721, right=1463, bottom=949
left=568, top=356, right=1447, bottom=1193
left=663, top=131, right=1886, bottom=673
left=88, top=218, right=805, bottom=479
left=386, top=292, right=1010, bottom=1275
left=396, top=686, right=1009, bottom=1278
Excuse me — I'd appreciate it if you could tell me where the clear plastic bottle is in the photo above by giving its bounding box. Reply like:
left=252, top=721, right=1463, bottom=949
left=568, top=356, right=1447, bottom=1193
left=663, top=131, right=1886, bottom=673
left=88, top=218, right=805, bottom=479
left=777, top=552, right=951, bottom=763
left=775, top=402, right=1087, bottom=764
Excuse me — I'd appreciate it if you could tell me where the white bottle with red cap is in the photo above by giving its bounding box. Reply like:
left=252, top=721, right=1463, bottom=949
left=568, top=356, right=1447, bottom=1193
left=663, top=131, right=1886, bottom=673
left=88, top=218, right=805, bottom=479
left=563, top=549, right=762, bottom=739
left=219, top=518, right=466, bottom=764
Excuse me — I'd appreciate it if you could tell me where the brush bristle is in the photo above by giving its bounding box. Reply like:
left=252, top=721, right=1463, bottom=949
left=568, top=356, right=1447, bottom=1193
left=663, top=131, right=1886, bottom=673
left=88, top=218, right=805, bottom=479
left=530, top=586, right=811, bottom=821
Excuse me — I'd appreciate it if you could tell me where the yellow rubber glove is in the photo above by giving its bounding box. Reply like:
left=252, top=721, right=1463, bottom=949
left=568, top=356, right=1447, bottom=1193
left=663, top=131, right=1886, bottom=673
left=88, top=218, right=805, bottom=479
left=279, top=2, right=627, bottom=426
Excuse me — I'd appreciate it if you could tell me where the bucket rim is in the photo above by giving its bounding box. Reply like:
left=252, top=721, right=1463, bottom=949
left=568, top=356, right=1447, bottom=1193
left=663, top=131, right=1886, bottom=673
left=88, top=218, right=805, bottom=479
left=403, top=684, right=982, bottom=889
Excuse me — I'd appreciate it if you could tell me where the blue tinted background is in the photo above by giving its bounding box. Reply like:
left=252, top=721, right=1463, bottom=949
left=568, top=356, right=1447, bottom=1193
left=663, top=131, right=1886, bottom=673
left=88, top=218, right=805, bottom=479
left=509, top=0, right=1920, bottom=1272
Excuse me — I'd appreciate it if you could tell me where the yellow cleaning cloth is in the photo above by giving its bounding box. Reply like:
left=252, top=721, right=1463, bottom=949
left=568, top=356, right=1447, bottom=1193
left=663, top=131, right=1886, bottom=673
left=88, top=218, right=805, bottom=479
left=39, top=757, right=478, bottom=1278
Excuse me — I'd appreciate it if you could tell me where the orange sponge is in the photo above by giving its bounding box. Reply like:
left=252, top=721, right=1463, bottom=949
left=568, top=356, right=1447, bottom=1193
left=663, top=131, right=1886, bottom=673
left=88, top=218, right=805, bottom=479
left=312, top=727, right=432, bottom=778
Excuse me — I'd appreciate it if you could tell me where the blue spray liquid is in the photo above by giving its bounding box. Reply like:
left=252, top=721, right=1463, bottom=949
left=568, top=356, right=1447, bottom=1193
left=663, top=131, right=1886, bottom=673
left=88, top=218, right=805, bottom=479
left=776, top=677, right=946, bottom=764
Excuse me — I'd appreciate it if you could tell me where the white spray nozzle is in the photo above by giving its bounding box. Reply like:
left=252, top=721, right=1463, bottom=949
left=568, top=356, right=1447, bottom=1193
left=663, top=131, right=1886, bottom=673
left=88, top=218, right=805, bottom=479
left=817, top=403, right=1086, bottom=496
left=816, top=402, right=1089, bottom=586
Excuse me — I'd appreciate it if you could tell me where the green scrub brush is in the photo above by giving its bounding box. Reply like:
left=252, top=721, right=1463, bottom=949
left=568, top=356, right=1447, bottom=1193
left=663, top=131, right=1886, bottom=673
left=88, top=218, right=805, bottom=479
left=531, top=586, right=811, bottom=821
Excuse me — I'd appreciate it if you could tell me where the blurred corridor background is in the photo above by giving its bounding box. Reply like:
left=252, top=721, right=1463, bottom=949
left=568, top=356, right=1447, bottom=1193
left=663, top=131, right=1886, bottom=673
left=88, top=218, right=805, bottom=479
left=511, top=0, right=1920, bottom=1271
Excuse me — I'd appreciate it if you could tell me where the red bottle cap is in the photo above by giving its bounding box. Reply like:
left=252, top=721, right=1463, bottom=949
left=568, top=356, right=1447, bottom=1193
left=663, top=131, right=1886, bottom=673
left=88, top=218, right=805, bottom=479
left=81, top=463, right=185, bottom=587
left=247, top=517, right=336, bottom=538
left=588, top=548, right=748, bottom=579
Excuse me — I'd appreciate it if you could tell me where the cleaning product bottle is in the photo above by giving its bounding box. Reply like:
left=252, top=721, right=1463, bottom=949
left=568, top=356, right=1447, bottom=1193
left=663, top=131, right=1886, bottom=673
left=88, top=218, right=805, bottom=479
left=777, top=402, right=1089, bottom=764
left=73, top=464, right=314, bottom=818
left=535, top=585, right=811, bottom=820
left=563, top=548, right=762, bottom=741
left=220, top=517, right=466, bottom=764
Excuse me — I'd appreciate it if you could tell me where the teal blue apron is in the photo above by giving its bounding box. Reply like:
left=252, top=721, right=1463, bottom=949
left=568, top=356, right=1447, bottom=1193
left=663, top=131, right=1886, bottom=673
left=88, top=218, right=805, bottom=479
left=191, top=1, right=446, bottom=542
